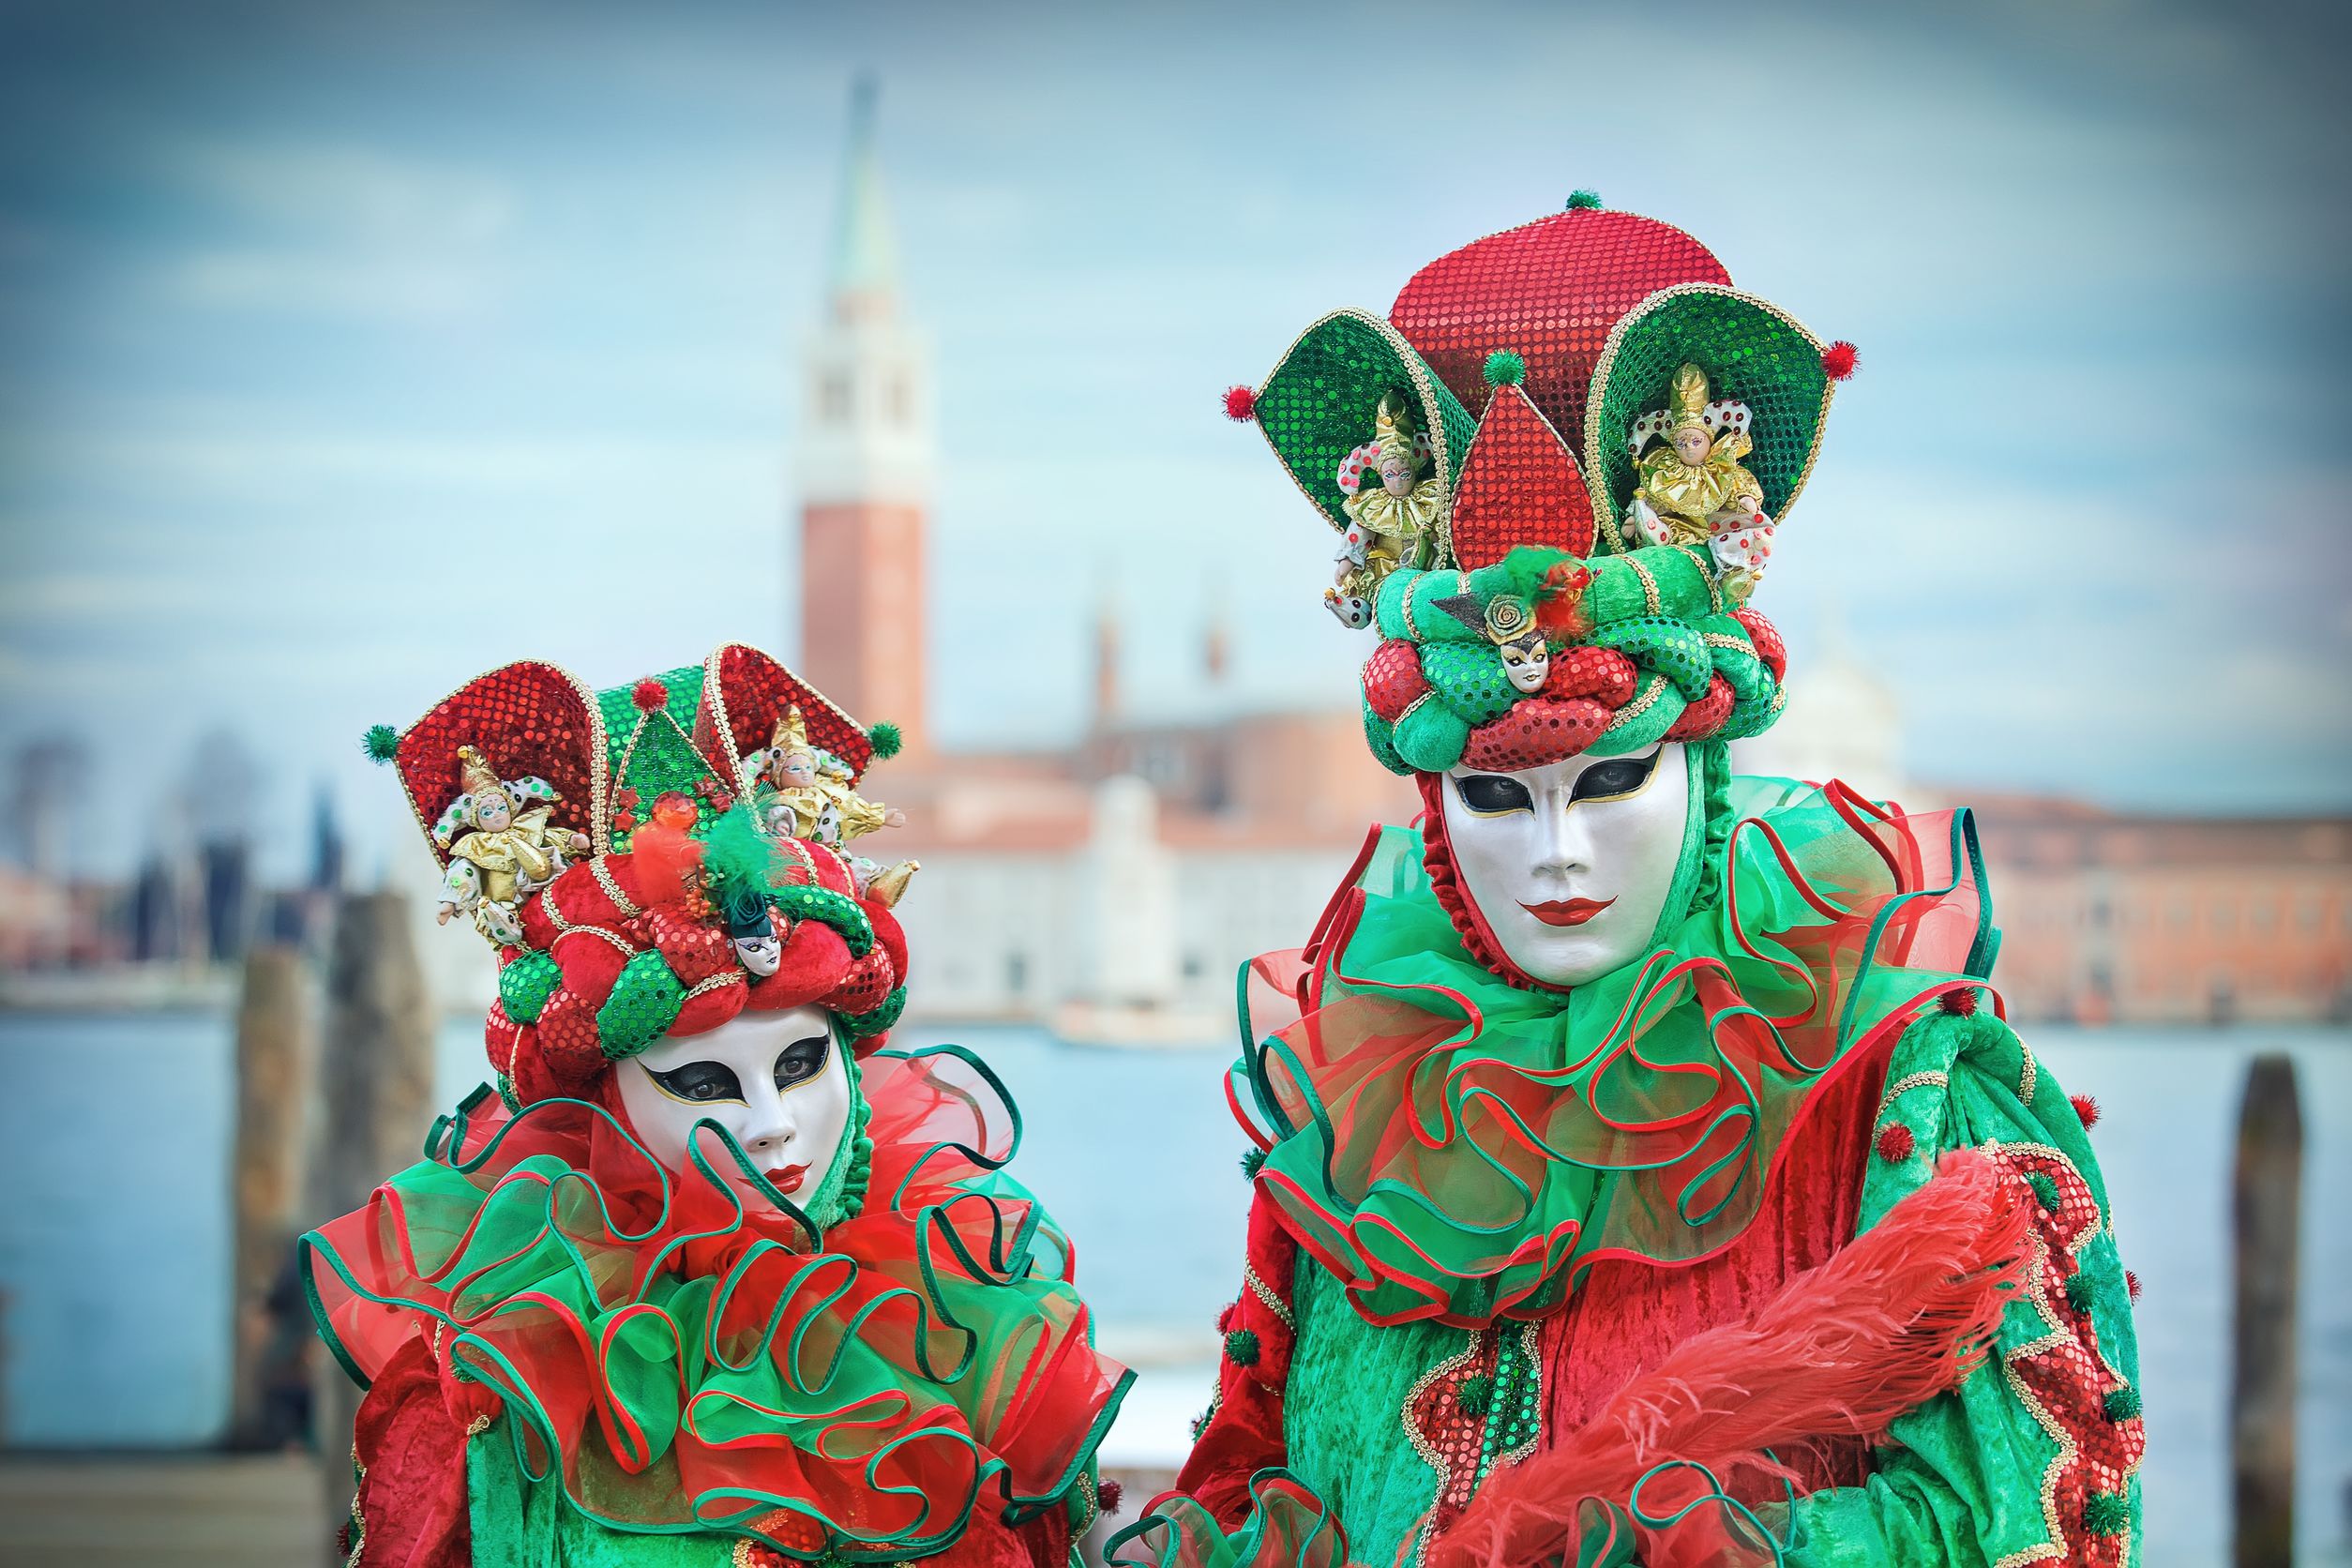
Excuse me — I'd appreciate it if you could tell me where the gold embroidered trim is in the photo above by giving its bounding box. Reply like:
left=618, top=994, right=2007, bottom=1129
left=1613, top=673, right=1666, bottom=726
left=683, top=972, right=741, bottom=1003
left=1254, top=307, right=1466, bottom=567
left=1244, top=1265, right=1295, bottom=1331
left=1626, top=552, right=1662, bottom=616
left=1394, top=690, right=1437, bottom=732
left=2018, top=1041, right=2038, bottom=1107
left=591, top=856, right=642, bottom=918
left=1672, top=545, right=1724, bottom=613
left=1582, top=282, right=1836, bottom=553
left=1399, top=1330, right=1482, bottom=1564
left=1701, top=632, right=1750, bottom=651
left=1875, top=1069, right=1951, bottom=1120
left=389, top=661, right=611, bottom=868
left=463, top=1411, right=492, bottom=1438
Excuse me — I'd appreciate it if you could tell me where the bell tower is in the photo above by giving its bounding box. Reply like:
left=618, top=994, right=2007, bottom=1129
left=798, top=75, right=931, bottom=750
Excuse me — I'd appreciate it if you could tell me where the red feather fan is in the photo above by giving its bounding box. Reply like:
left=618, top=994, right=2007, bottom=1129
left=1428, top=1150, right=2030, bottom=1568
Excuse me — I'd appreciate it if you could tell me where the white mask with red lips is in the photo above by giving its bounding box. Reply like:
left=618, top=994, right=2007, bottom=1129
left=613, top=1003, right=852, bottom=1203
left=1439, top=743, right=1692, bottom=988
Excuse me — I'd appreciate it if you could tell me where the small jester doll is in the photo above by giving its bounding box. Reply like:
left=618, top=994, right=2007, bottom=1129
left=1626, top=361, right=1777, bottom=602
left=432, top=743, right=589, bottom=944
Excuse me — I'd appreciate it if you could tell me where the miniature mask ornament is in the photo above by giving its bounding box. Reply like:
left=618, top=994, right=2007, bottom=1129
left=1440, top=744, right=1690, bottom=987
left=1484, top=595, right=1552, bottom=694
left=1326, top=392, right=1444, bottom=626
left=1624, top=362, right=1777, bottom=604
left=614, top=1003, right=852, bottom=1200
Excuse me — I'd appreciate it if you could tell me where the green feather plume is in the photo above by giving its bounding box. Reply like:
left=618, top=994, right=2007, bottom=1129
left=1490, top=544, right=1580, bottom=602
left=700, top=806, right=787, bottom=929
left=362, top=723, right=400, bottom=763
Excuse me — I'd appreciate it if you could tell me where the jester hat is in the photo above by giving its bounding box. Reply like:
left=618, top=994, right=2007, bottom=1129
left=367, top=642, right=912, bottom=1106
left=1230, top=196, right=1851, bottom=777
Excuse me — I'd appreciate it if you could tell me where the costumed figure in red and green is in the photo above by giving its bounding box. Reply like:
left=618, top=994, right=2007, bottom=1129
left=307, top=644, right=1130, bottom=1567
left=1118, top=199, right=2145, bottom=1568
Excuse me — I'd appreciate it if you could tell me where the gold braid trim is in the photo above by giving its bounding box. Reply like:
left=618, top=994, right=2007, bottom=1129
left=1875, top=1069, right=1952, bottom=1121
left=1613, top=673, right=1667, bottom=726
left=683, top=972, right=741, bottom=1003
left=1626, top=552, right=1662, bottom=616
left=1244, top=1264, right=1295, bottom=1331
left=591, top=855, right=642, bottom=918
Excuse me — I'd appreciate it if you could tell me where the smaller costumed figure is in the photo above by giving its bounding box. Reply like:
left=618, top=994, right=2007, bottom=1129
left=1626, top=361, right=1777, bottom=603
left=746, top=705, right=906, bottom=849
left=1327, top=391, right=1445, bottom=627
left=432, top=744, right=588, bottom=946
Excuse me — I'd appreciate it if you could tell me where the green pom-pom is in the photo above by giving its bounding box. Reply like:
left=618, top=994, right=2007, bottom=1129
left=2083, top=1491, right=2130, bottom=1535
left=1224, top=1329, right=1260, bottom=1367
left=597, top=951, right=686, bottom=1060
left=866, top=720, right=903, bottom=761
left=497, top=950, right=563, bottom=1024
left=1455, top=1375, right=1494, bottom=1417
left=362, top=724, right=400, bottom=763
left=2064, top=1271, right=2096, bottom=1313
left=1190, top=1406, right=1214, bottom=1441
left=2026, top=1171, right=2060, bottom=1212
left=2103, top=1385, right=2141, bottom=1423
left=1482, top=349, right=1527, bottom=387
left=1565, top=188, right=1602, bottom=210
left=1241, top=1146, right=1268, bottom=1180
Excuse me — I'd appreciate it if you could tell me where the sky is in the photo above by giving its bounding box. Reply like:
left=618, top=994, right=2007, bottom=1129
left=2, top=0, right=2347, bottom=880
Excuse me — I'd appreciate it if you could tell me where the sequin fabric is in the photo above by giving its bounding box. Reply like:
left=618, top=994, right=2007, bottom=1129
left=1987, top=1144, right=2146, bottom=1566
left=1389, top=210, right=1729, bottom=464
left=1446, top=384, right=1594, bottom=569
left=394, top=661, right=605, bottom=868
left=1404, top=1325, right=1544, bottom=1559
left=1363, top=640, right=1429, bottom=722
left=1586, top=286, right=1832, bottom=551
left=1255, top=309, right=1478, bottom=535
left=1460, top=699, right=1612, bottom=773
left=701, top=641, right=875, bottom=785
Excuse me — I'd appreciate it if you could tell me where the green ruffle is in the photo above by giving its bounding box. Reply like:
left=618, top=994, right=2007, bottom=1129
left=1239, top=776, right=1996, bottom=1326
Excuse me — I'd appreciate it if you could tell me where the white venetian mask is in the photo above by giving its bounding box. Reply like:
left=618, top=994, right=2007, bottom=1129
left=1439, top=743, right=1691, bottom=988
left=1497, top=633, right=1549, bottom=695
left=614, top=1003, right=851, bottom=1201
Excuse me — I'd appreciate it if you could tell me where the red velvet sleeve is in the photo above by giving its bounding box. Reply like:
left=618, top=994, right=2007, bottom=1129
left=1168, top=1189, right=1300, bottom=1529
left=348, top=1334, right=474, bottom=1568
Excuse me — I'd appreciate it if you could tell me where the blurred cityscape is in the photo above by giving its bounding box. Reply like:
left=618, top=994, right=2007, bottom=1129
left=3, top=85, right=2345, bottom=1033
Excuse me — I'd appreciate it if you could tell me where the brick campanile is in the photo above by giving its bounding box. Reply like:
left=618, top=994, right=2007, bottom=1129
left=798, top=76, right=931, bottom=751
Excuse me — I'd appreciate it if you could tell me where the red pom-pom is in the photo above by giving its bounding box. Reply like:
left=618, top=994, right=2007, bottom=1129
left=2070, top=1093, right=2102, bottom=1129
left=1222, top=384, right=1258, bottom=422
left=631, top=676, right=668, bottom=713
left=2126, top=1270, right=2142, bottom=1302
left=1821, top=340, right=1860, bottom=382
left=1214, top=1301, right=1236, bottom=1333
left=1095, top=1479, right=1124, bottom=1515
left=1939, top=987, right=1978, bottom=1017
left=1875, top=1123, right=1916, bottom=1163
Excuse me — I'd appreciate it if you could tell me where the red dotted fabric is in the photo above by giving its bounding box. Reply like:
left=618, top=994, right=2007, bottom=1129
left=1460, top=698, right=1613, bottom=772
left=1989, top=1145, right=2146, bottom=1566
left=700, top=642, right=875, bottom=783
left=1447, top=383, right=1595, bottom=568
left=1363, top=640, right=1429, bottom=722
left=395, top=661, right=602, bottom=867
left=1390, top=209, right=1730, bottom=462
left=1542, top=644, right=1640, bottom=708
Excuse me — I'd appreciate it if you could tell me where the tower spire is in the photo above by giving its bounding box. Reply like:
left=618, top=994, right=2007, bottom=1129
left=829, top=72, right=898, bottom=319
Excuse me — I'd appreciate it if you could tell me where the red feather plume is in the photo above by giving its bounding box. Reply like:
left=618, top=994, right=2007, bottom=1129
left=1427, top=1150, right=2030, bottom=1568
left=1534, top=562, right=1593, bottom=642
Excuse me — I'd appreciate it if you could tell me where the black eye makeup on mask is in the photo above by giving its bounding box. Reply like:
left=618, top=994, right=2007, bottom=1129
left=774, top=1033, right=832, bottom=1093
left=1453, top=747, right=1663, bottom=817
left=646, top=1060, right=746, bottom=1105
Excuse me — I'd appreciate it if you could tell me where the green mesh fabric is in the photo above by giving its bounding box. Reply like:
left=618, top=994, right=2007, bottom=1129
left=597, top=666, right=729, bottom=853
left=596, top=950, right=686, bottom=1059
left=1417, top=642, right=1517, bottom=726
left=776, top=882, right=874, bottom=957
left=1254, top=309, right=1478, bottom=535
left=1585, top=287, right=1831, bottom=551
left=1589, top=618, right=1711, bottom=701
left=498, top=951, right=563, bottom=1024
left=1359, top=545, right=1784, bottom=774
left=843, top=985, right=907, bottom=1041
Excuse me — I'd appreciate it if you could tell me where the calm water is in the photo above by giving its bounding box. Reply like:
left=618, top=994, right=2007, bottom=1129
left=0, top=1012, right=2344, bottom=1565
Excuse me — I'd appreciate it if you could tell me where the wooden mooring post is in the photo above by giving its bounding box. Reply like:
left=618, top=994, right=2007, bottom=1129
left=312, top=891, right=435, bottom=1553
left=230, top=944, right=315, bottom=1449
left=2231, top=1051, right=2299, bottom=1567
